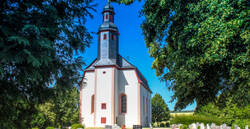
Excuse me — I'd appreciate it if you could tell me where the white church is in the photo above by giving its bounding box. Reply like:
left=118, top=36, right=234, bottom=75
left=79, top=2, right=152, bottom=128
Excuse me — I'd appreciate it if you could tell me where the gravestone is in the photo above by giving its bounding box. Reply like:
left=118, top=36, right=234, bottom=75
left=105, top=125, right=112, bottom=129
left=207, top=124, right=210, bottom=129
left=149, top=123, right=153, bottom=129
left=112, top=124, right=120, bottom=129
left=133, top=125, right=142, bottom=129
left=221, top=124, right=228, bottom=129
left=188, top=123, right=197, bottom=129
left=211, top=123, right=216, bottom=129
left=171, top=124, right=177, bottom=129
left=200, top=123, right=205, bottom=129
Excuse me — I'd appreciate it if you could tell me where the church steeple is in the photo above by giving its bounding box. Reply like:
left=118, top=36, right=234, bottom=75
left=103, top=1, right=114, bottom=23
left=96, top=2, right=119, bottom=66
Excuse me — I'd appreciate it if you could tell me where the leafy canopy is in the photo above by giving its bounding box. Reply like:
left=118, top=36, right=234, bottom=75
left=152, top=94, right=170, bottom=123
left=197, top=98, right=250, bottom=126
left=113, top=0, right=249, bottom=110
left=31, top=86, right=80, bottom=128
left=0, top=0, right=95, bottom=128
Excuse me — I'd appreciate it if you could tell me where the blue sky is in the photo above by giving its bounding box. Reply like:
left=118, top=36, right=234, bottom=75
left=82, top=0, right=196, bottom=111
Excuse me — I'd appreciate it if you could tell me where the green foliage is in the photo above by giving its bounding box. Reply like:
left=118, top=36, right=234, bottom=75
left=170, top=115, right=223, bottom=125
left=159, top=122, right=164, bottom=127
left=180, top=124, right=188, bottom=129
left=152, top=94, right=170, bottom=123
left=115, top=0, right=250, bottom=110
left=0, top=0, right=95, bottom=128
left=31, top=86, right=80, bottom=128
left=197, top=100, right=250, bottom=126
left=111, top=0, right=142, bottom=5
left=32, top=128, right=39, bottom=129
left=71, top=123, right=84, bottom=129
left=158, top=122, right=170, bottom=127
left=232, top=119, right=250, bottom=129
left=196, top=103, right=221, bottom=117
left=45, top=127, right=54, bottom=129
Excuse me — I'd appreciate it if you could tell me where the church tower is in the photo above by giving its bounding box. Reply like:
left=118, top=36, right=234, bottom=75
left=80, top=2, right=152, bottom=128
left=96, top=1, right=119, bottom=66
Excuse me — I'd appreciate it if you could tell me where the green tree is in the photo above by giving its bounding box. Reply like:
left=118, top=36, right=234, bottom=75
left=31, top=86, right=80, bottom=128
left=197, top=99, right=250, bottom=126
left=152, top=94, right=170, bottom=124
left=113, top=0, right=249, bottom=110
left=0, top=0, right=95, bottom=128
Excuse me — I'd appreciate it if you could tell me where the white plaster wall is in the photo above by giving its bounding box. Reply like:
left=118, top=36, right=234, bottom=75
left=114, top=69, right=119, bottom=123
left=81, top=71, right=95, bottom=127
left=117, top=70, right=139, bottom=128
left=81, top=68, right=151, bottom=128
left=95, top=67, right=113, bottom=127
left=140, top=85, right=151, bottom=127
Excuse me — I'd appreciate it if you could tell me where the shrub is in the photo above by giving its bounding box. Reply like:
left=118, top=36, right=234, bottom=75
left=233, top=119, right=250, bottom=129
left=180, top=124, right=188, bottom=129
left=160, top=122, right=165, bottom=127
left=170, top=115, right=223, bottom=125
left=197, top=100, right=250, bottom=125
left=45, top=127, right=54, bottom=129
left=71, top=123, right=84, bottom=129
left=32, top=128, right=39, bottom=129
left=166, top=122, right=170, bottom=127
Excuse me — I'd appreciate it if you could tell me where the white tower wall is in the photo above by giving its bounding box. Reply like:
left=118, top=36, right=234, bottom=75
left=80, top=71, right=95, bottom=127
left=95, top=67, right=114, bottom=127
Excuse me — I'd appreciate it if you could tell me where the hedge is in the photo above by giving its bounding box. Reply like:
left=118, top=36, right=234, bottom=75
left=71, top=123, right=84, bottom=129
left=170, top=115, right=223, bottom=125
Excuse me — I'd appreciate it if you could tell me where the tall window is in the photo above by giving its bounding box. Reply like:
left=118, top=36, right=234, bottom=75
left=103, top=34, right=107, bottom=40
left=110, top=15, right=113, bottom=21
left=111, top=34, right=115, bottom=40
left=106, top=14, right=108, bottom=19
left=143, top=96, right=145, bottom=113
left=148, top=99, right=149, bottom=113
left=91, top=95, right=95, bottom=113
left=120, top=94, right=127, bottom=113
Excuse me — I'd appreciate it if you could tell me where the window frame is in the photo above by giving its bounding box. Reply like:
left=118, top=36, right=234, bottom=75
left=101, top=117, right=106, bottom=124
left=120, top=93, right=127, bottom=114
left=111, top=34, right=115, bottom=40
left=91, top=95, right=95, bottom=113
left=103, top=34, right=107, bottom=40
left=101, top=103, right=106, bottom=110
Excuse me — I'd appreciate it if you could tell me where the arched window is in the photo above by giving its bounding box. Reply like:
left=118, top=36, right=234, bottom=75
left=120, top=94, right=127, bottom=113
left=91, top=95, right=95, bottom=113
